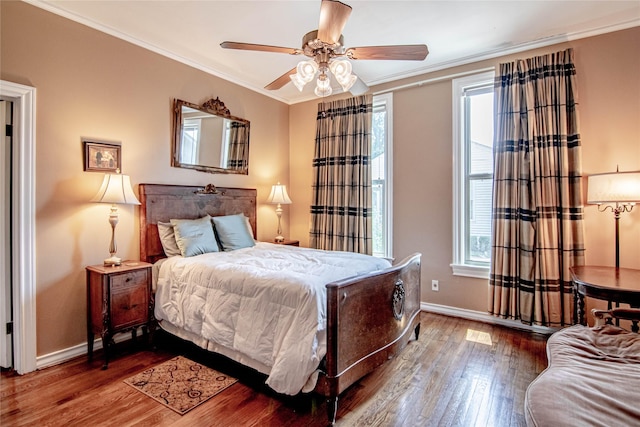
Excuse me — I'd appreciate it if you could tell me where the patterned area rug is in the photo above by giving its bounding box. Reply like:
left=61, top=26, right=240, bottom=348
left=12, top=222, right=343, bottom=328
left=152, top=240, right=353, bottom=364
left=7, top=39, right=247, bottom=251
left=124, top=356, right=238, bottom=415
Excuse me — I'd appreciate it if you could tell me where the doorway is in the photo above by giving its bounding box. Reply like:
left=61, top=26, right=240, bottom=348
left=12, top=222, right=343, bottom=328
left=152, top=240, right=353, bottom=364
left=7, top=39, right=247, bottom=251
left=0, top=80, right=37, bottom=374
left=0, top=99, right=13, bottom=369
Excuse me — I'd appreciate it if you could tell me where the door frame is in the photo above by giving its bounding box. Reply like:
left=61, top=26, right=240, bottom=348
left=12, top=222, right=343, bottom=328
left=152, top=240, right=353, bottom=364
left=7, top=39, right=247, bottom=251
left=1, top=80, right=36, bottom=374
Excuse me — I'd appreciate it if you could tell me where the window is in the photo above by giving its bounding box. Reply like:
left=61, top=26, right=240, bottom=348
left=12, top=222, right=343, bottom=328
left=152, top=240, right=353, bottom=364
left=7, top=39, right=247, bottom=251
left=452, top=71, right=494, bottom=278
left=372, top=93, right=393, bottom=259
left=181, top=118, right=200, bottom=164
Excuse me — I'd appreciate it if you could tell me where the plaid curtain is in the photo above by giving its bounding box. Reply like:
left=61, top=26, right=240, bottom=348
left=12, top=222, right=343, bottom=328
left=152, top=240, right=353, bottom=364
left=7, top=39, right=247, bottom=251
left=489, top=48, right=585, bottom=327
left=226, top=121, right=249, bottom=170
left=309, top=95, right=373, bottom=254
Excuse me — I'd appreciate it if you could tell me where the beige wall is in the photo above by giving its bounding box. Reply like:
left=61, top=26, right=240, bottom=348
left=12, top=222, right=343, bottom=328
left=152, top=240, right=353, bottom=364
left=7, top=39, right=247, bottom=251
left=2, top=1, right=639, bottom=358
left=1, top=1, right=291, bottom=356
left=290, top=27, right=640, bottom=312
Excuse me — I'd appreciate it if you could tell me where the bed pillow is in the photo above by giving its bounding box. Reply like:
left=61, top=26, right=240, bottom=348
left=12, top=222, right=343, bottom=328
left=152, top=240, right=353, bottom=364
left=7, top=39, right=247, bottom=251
left=157, top=221, right=181, bottom=257
left=212, top=214, right=256, bottom=251
left=170, top=215, right=219, bottom=257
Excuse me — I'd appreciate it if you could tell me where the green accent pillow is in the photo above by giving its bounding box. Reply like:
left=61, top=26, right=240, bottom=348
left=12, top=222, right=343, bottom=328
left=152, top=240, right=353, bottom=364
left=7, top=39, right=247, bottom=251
left=170, top=215, right=219, bottom=257
left=212, top=214, right=256, bottom=251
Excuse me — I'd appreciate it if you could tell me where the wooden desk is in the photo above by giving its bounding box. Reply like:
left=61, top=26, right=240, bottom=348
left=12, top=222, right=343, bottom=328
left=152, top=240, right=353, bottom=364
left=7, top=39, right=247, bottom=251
left=570, top=265, right=640, bottom=331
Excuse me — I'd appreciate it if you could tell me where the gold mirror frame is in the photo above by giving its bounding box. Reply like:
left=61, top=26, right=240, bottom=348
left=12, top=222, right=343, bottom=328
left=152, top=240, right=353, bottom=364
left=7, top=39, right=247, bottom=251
left=171, top=97, right=250, bottom=175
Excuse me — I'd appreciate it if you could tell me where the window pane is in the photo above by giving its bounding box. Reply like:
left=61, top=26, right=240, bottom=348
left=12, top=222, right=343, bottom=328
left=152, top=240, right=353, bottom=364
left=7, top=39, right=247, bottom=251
left=452, top=71, right=494, bottom=277
left=372, top=96, right=391, bottom=259
left=467, top=178, right=492, bottom=263
left=372, top=180, right=384, bottom=257
left=468, top=92, right=494, bottom=175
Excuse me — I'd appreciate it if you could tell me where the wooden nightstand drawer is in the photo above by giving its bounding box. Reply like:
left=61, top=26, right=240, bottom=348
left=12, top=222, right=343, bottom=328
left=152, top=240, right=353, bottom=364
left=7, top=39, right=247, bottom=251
left=111, top=269, right=148, bottom=291
left=111, top=278, right=148, bottom=329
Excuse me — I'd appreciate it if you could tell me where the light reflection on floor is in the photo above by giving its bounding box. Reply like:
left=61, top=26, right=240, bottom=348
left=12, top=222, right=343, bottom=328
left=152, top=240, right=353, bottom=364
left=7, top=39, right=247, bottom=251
left=465, top=328, right=493, bottom=346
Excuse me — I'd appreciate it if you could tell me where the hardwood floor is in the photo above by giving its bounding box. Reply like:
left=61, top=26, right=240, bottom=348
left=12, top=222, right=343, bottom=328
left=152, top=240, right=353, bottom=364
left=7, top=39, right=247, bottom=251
left=1, top=312, right=548, bottom=426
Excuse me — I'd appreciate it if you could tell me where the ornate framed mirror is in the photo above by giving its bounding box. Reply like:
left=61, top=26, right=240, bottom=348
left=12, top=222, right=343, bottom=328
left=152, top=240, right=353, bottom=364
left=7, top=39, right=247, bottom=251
left=171, top=97, right=250, bottom=175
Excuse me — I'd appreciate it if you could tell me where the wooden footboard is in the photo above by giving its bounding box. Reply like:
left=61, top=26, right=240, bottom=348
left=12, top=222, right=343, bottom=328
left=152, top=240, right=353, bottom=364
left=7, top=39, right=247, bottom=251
left=315, top=253, right=422, bottom=424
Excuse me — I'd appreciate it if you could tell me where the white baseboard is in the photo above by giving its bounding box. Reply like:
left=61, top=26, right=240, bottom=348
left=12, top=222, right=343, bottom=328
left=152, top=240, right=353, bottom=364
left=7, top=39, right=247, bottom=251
left=36, top=304, right=555, bottom=371
left=421, top=302, right=558, bottom=335
left=36, top=333, right=131, bottom=370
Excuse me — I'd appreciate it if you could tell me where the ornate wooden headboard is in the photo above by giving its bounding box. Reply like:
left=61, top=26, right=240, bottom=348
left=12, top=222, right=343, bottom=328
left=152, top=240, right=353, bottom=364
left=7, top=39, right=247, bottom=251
left=139, top=183, right=257, bottom=263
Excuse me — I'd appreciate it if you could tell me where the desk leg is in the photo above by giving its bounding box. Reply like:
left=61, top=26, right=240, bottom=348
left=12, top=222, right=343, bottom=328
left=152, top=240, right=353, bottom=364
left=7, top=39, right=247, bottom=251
left=573, top=288, right=578, bottom=324
left=578, top=294, right=586, bottom=326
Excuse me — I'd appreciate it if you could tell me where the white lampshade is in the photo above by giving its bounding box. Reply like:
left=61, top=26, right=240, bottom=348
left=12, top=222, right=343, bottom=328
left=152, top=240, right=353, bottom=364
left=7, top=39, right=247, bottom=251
left=267, top=183, right=292, bottom=205
left=91, top=173, right=141, bottom=205
left=587, top=171, right=640, bottom=204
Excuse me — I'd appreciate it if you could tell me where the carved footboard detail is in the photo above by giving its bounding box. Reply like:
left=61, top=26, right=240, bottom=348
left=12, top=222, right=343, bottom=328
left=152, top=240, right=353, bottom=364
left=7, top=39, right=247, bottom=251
left=315, top=253, right=422, bottom=424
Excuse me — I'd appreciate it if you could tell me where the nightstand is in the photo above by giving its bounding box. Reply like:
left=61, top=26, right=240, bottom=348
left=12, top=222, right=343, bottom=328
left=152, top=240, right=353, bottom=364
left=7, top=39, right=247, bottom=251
left=86, top=261, right=154, bottom=369
left=275, top=239, right=299, bottom=246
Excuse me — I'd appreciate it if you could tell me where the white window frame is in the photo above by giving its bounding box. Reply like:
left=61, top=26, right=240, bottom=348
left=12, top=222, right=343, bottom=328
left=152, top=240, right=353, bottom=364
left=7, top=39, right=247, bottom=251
left=372, top=93, right=393, bottom=259
left=451, top=70, right=494, bottom=279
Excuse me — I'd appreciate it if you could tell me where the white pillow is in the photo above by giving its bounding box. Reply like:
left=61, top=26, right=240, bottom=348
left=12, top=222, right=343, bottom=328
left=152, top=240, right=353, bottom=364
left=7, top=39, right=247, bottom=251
left=157, top=221, right=181, bottom=257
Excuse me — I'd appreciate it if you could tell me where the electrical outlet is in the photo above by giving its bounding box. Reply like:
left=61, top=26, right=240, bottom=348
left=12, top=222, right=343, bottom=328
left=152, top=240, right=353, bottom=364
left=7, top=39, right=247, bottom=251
left=431, top=280, right=439, bottom=291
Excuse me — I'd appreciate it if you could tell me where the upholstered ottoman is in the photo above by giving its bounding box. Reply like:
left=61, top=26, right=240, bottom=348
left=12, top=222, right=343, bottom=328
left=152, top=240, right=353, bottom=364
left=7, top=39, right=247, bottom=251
left=524, top=323, right=640, bottom=426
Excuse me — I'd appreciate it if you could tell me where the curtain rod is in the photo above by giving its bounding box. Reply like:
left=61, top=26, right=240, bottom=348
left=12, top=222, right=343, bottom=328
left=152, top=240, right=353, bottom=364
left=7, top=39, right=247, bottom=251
left=373, top=66, right=496, bottom=96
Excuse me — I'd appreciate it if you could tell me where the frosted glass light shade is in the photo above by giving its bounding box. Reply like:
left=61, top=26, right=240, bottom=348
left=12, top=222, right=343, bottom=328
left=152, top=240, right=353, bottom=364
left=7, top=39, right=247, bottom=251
left=297, top=60, right=318, bottom=82
left=329, top=60, right=357, bottom=92
left=290, top=73, right=307, bottom=92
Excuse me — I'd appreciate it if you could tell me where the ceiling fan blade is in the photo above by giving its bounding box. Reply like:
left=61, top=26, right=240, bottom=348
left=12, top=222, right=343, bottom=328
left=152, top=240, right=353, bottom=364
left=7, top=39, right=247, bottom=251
left=317, top=0, right=352, bottom=45
left=347, top=45, right=429, bottom=61
left=265, top=67, right=297, bottom=90
left=221, top=41, right=300, bottom=55
left=349, top=74, right=369, bottom=96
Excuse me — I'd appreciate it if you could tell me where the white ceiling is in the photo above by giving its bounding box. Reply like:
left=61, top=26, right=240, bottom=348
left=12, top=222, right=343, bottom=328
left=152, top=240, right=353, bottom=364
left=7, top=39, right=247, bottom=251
left=28, top=0, right=640, bottom=105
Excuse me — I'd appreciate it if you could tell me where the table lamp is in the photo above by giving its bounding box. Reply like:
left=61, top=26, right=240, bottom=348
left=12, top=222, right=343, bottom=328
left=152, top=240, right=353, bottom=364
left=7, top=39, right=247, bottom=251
left=91, top=172, right=140, bottom=266
left=266, top=182, right=292, bottom=242
left=587, top=168, right=640, bottom=268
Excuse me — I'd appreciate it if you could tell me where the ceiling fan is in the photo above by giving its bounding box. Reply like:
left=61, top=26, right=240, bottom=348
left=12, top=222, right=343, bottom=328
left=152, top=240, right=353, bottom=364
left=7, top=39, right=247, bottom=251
left=220, top=0, right=429, bottom=97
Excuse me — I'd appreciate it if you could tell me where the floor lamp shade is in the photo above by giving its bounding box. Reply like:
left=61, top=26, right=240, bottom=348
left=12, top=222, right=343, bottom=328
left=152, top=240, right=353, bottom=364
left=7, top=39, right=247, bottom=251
left=266, top=183, right=292, bottom=242
left=91, top=173, right=141, bottom=266
left=587, top=171, right=640, bottom=204
left=587, top=170, right=640, bottom=268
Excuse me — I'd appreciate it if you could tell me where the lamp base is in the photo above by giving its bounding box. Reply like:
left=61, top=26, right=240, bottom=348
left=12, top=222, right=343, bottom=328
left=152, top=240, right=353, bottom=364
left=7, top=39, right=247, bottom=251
left=104, top=255, right=122, bottom=267
left=274, top=235, right=285, bottom=243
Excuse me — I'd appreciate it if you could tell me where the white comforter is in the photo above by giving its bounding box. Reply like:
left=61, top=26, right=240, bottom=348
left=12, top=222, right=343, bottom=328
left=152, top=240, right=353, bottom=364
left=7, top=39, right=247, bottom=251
left=154, top=242, right=391, bottom=395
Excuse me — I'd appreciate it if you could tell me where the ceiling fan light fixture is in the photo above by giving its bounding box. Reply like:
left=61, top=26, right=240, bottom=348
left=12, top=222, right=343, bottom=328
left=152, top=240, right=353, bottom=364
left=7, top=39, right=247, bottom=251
left=291, top=59, right=320, bottom=92
left=290, top=72, right=307, bottom=92
left=329, top=59, right=357, bottom=92
left=337, top=73, right=357, bottom=92
left=314, top=74, right=333, bottom=97
left=329, top=59, right=351, bottom=78
left=297, top=60, right=318, bottom=82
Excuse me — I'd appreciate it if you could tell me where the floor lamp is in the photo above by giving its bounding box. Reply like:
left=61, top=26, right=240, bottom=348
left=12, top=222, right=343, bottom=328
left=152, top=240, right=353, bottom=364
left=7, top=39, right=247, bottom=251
left=587, top=169, right=640, bottom=268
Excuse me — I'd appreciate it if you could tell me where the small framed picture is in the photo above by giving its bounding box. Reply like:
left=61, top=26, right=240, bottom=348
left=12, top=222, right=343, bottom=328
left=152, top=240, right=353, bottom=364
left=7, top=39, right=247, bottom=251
left=83, top=139, right=122, bottom=172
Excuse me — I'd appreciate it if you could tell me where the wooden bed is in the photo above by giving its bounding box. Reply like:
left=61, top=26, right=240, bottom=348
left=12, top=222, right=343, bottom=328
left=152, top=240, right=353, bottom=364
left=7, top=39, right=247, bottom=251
left=139, top=183, right=422, bottom=424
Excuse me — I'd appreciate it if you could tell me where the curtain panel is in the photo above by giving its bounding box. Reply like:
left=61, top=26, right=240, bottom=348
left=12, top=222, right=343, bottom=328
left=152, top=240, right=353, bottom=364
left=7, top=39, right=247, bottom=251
left=309, top=95, right=373, bottom=254
left=489, top=48, right=585, bottom=327
left=226, top=121, right=249, bottom=170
